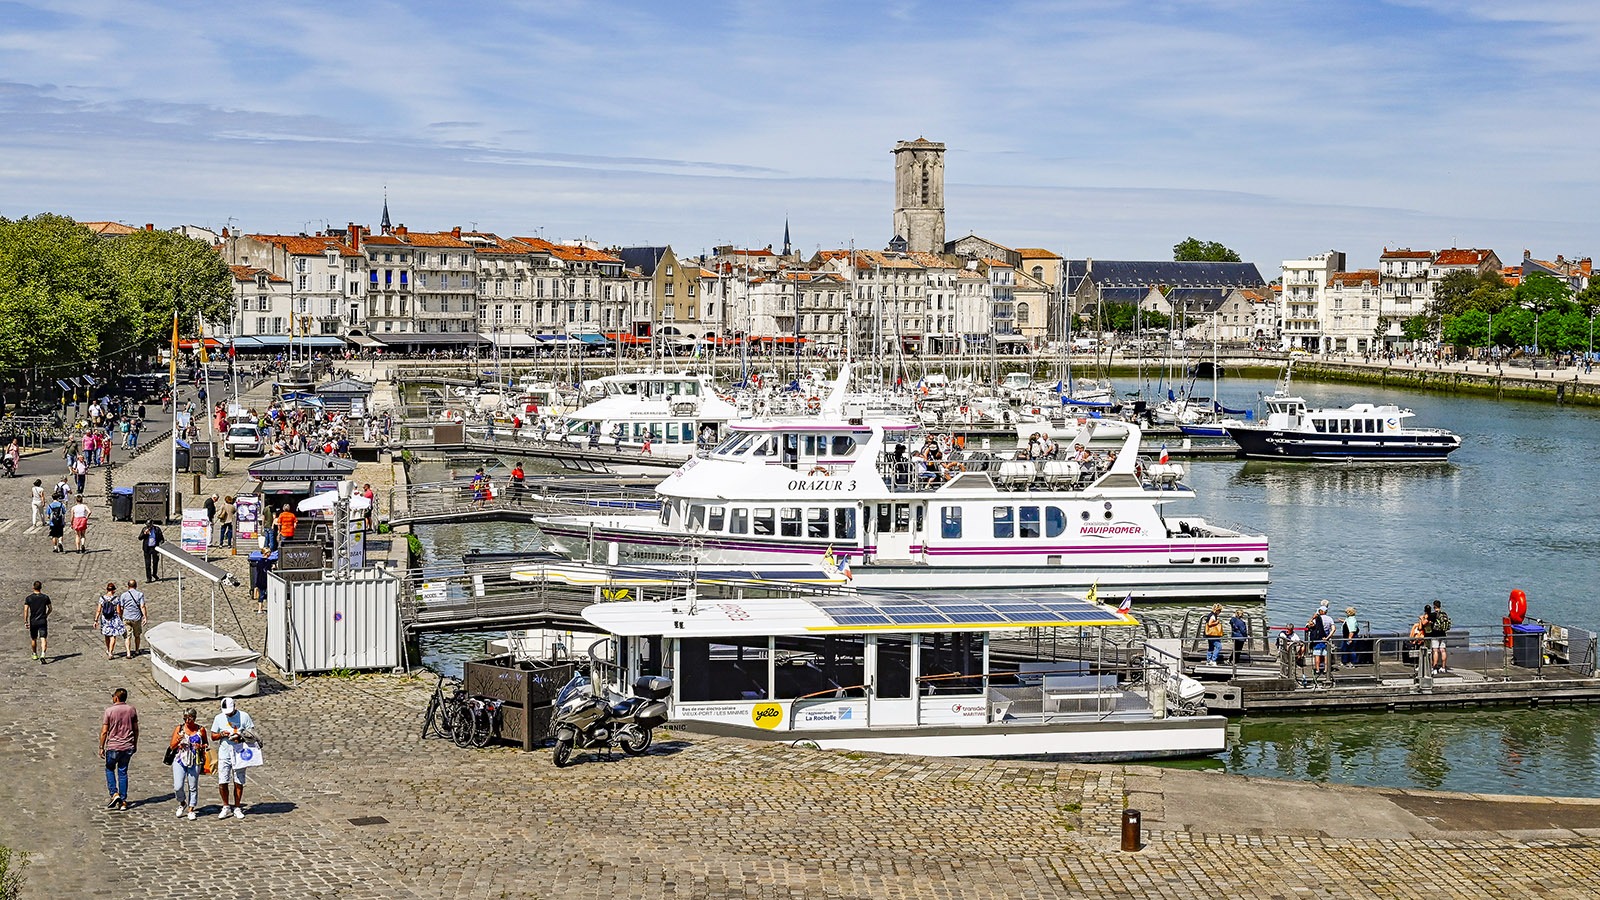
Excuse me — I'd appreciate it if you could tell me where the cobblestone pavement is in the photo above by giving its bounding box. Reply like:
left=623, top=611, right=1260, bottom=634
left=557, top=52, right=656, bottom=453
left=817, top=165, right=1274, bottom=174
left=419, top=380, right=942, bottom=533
left=4, top=388, right=1600, bottom=898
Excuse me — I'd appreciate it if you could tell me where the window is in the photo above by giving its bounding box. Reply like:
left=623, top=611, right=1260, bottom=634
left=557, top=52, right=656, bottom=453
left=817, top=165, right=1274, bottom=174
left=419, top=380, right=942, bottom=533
left=369, top=271, right=378, bottom=285
left=707, top=506, right=725, bottom=532
left=832, top=507, right=857, bottom=540
left=1019, top=506, right=1041, bottom=539
left=753, top=507, right=775, bottom=536
left=807, top=508, right=829, bottom=539
left=941, top=506, right=962, bottom=539
left=730, top=508, right=749, bottom=534
left=399, top=271, right=408, bottom=285
left=780, top=507, right=802, bottom=538
left=328, top=274, right=339, bottom=291
left=993, top=506, right=1014, bottom=539
left=1016, top=302, right=1029, bottom=326
left=1046, top=507, right=1067, bottom=537
left=297, top=274, right=308, bottom=290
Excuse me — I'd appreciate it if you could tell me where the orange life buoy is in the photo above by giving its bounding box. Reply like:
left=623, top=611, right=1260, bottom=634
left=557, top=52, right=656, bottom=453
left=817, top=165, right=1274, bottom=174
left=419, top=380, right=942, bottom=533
left=1508, top=588, right=1527, bottom=624
left=807, top=396, right=821, bottom=411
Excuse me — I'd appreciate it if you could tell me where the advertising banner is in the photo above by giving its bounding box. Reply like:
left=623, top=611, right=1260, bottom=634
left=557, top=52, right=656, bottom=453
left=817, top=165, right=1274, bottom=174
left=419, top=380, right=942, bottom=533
left=180, top=508, right=210, bottom=555
left=236, top=495, right=261, bottom=541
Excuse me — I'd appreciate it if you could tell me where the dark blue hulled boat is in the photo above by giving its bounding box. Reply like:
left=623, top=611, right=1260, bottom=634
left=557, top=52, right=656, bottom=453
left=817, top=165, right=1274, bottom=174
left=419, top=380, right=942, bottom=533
left=1223, top=392, right=1461, bottom=462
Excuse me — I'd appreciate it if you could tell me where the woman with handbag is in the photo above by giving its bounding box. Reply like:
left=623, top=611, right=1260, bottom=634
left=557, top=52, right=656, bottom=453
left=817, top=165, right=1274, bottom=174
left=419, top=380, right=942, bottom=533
left=93, top=582, right=123, bottom=660
left=167, top=709, right=208, bottom=820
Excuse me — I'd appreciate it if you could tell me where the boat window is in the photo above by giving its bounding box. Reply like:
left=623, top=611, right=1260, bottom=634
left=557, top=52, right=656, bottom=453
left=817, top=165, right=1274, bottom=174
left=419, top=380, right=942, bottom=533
left=993, top=506, right=1015, bottom=539
left=751, top=436, right=774, bottom=457
left=1340, top=419, right=1351, bottom=434
left=914, top=504, right=923, bottom=533
left=874, top=636, right=912, bottom=699
left=807, top=508, right=829, bottom=538
left=707, top=506, right=725, bottom=532
left=830, top=436, right=857, bottom=457
left=782, top=433, right=799, bottom=467
left=875, top=503, right=893, bottom=533
left=1045, top=507, right=1067, bottom=538
left=1367, top=420, right=1378, bottom=433
left=618, top=381, right=638, bottom=395
left=687, top=504, right=706, bottom=531
left=917, top=632, right=983, bottom=697
left=1019, top=506, right=1041, bottom=539
left=659, top=502, right=671, bottom=527
left=730, top=508, right=749, bottom=534
left=941, top=506, right=962, bottom=539
left=728, top=432, right=758, bottom=455
left=834, top=507, right=857, bottom=540
left=1313, top=419, right=1327, bottom=433
left=682, top=381, right=700, bottom=396
left=753, top=507, right=775, bottom=536
left=773, top=635, right=865, bottom=700
left=780, top=507, right=802, bottom=538
left=896, top=503, right=912, bottom=532
left=649, top=422, right=665, bottom=441
left=677, top=637, right=770, bottom=702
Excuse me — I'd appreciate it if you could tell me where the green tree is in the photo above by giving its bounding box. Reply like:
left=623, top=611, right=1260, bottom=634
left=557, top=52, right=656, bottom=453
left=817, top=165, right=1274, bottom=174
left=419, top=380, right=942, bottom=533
left=0, top=213, right=117, bottom=373
left=1401, top=314, right=1432, bottom=343
left=1442, top=309, right=1488, bottom=348
left=1172, top=238, right=1241, bottom=263
left=102, top=228, right=232, bottom=348
left=1515, top=272, right=1571, bottom=354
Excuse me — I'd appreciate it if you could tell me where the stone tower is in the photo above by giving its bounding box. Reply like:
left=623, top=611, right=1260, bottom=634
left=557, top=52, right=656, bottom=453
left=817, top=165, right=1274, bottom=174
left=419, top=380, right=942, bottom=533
left=892, top=138, right=946, bottom=254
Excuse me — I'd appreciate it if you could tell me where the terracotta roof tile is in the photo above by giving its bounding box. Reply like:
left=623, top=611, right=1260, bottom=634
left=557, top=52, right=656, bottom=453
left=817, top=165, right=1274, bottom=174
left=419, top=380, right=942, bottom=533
left=1329, top=270, right=1379, bottom=287
left=402, top=232, right=473, bottom=248
left=1015, top=248, right=1060, bottom=258
left=249, top=234, right=362, bottom=257
left=1432, top=248, right=1492, bottom=267
left=1379, top=248, right=1433, bottom=259
left=78, top=220, right=137, bottom=236
left=229, top=265, right=287, bottom=283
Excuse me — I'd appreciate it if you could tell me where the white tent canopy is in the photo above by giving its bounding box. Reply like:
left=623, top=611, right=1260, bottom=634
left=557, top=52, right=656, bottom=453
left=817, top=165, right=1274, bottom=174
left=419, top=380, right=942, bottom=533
left=297, top=489, right=373, bottom=513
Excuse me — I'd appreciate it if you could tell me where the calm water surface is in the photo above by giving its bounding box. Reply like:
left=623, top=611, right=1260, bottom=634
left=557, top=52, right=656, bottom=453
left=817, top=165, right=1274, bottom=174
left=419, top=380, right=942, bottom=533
left=414, top=379, right=1600, bottom=796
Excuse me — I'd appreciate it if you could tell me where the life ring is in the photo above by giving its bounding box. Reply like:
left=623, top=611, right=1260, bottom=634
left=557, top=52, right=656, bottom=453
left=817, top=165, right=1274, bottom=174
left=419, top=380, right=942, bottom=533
left=959, top=405, right=969, bottom=415
left=807, top=396, right=821, bottom=411
left=808, top=465, right=833, bottom=477
left=1508, top=588, right=1527, bottom=624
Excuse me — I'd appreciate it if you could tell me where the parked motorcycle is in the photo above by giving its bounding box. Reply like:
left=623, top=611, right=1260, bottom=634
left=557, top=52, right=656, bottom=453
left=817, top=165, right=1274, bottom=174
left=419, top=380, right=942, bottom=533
left=550, top=671, right=671, bottom=767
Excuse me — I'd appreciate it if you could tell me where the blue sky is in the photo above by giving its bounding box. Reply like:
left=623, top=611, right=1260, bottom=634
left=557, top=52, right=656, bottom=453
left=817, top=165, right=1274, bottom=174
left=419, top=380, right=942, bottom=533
left=3, top=0, right=1597, bottom=274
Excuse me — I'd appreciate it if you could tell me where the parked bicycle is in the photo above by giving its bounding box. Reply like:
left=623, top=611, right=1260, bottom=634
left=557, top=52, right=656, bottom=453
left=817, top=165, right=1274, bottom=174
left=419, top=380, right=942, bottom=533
left=452, top=696, right=504, bottom=748
left=421, top=674, right=470, bottom=741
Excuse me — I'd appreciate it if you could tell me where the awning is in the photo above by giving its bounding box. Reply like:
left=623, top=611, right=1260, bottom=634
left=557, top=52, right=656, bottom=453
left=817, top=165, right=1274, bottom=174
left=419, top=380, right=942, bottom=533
left=995, top=334, right=1029, bottom=343
left=535, top=334, right=573, bottom=343
left=572, top=333, right=611, bottom=345
left=346, top=333, right=385, bottom=348
left=378, top=333, right=488, bottom=346
left=234, top=336, right=348, bottom=349
left=604, top=332, right=649, bottom=345
left=479, top=333, right=542, bottom=348
left=177, top=338, right=223, bottom=350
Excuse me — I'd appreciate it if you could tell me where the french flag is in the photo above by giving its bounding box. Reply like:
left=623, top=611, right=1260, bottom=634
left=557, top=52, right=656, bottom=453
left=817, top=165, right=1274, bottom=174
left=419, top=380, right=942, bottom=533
left=1158, top=444, right=1169, bottom=465
left=1117, top=593, right=1133, bottom=614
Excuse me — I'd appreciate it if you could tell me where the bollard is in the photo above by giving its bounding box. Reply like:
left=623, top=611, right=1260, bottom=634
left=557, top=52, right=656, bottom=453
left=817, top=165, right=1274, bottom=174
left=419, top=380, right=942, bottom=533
left=1121, top=809, right=1142, bottom=851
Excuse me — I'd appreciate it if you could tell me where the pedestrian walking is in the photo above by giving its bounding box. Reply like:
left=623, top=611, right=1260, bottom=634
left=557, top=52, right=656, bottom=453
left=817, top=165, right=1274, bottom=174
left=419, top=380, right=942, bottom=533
left=73, top=455, right=88, bottom=495
left=1202, top=604, right=1225, bottom=664
left=95, top=582, right=124, bottom=660
left=119, top=580, right=147, bottom=658
left=168, top=709, right=208, bottom=820
left=140, top=521, right=165, bottom=580
left=30, top=478, right=44, bottom=527
left=99, top=688, right=138, bottom=811
left=216, top=496, right=236, bottom=552
left=3, top=439, right=19, bottom=476
left=1229, top=609, right=1249, bottom=663
left=204, top=494, right=218, bottom=540
left=45, top=494, right=67, bottom=552
left=70, top=495, right=91, bottom=552
left=210, top=698, right=256, bottom=819
left=23, top=580, right=51, bottom=663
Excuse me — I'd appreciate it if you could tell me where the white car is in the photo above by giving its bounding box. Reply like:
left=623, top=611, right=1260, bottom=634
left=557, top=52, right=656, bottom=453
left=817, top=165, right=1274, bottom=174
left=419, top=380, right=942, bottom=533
left=224, top=422, right=264, bottom=457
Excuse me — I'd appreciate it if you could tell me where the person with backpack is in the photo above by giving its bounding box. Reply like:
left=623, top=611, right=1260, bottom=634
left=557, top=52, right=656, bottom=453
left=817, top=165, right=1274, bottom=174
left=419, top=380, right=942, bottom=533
left=1340, top=606, right=1362, bottom=668
left=93, top=582, right=125, bottom=660
left=1429, top=600, right=1452, bottom=675
left=45, top=495, right=67, bottom=553
left=1229, top=609, right=1249, bottom=664
left=1305, top=604, right=1334, bottom=677
left=1202, top=604, right=1225, bottom=664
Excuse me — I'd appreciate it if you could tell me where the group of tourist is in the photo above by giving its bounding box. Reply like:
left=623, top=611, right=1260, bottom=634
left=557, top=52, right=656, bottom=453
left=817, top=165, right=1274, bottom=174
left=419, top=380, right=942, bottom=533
left=97, top=689, right=259, bottom=821
left=1259, top=599, right=1454, bottom=683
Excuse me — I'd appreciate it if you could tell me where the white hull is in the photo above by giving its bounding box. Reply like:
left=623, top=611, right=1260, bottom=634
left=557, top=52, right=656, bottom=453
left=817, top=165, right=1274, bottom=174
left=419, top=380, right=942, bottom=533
left=702, top=716, right=1228, bottom=760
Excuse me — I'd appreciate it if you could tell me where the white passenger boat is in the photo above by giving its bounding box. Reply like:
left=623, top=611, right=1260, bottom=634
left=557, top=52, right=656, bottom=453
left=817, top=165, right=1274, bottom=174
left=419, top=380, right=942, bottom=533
left=534, top=366, right=1270, bottom=601
left=580, top=590, right=1225, bottom=760
left=1223, top=364, right=1461, bottom=462
left=555, top=371, right=740, bottom=458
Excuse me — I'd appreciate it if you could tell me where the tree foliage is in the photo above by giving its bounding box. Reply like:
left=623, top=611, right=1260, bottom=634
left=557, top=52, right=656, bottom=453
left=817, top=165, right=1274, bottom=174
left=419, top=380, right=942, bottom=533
left=1095, top=302, right=1171, bottom=334
left=0, top=214, right=229, bottom=380
left=1172, top=238, right=1241, bottom=263
left=1432, top=268, right=1594, bottom=353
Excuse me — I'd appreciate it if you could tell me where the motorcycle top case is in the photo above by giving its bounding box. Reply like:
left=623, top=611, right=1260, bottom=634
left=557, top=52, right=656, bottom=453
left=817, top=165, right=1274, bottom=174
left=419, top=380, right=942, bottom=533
left=633, top=675, right=672, bottom=700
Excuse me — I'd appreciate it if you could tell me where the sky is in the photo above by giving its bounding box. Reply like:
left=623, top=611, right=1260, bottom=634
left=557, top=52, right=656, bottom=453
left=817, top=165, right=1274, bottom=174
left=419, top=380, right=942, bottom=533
left=3, top=0, right=1599, bottom=275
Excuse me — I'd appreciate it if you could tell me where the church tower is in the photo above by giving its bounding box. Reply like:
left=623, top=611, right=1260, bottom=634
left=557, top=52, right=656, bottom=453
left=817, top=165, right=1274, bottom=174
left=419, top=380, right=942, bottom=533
left=892, top=138, right=945, bottom=254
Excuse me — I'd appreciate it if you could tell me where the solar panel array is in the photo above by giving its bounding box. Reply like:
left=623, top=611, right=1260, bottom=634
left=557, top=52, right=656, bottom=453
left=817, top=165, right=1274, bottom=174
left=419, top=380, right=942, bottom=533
left=807, top=593, right=1116, bottom=629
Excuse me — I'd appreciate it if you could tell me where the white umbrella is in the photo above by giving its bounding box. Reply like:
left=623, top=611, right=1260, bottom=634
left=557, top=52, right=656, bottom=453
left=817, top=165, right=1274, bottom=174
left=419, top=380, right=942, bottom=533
left=297, top=490, right=373, bottom=513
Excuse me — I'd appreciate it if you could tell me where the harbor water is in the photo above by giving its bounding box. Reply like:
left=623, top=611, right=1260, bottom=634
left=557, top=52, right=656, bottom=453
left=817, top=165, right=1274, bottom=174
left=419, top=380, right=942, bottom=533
left=412, top=374, right=1600, bottom=796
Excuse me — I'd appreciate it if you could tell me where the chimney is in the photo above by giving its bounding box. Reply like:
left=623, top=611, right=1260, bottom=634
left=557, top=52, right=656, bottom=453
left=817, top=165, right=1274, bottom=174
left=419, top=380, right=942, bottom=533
left=221, top=227, right=230, bottom=239
left=452, top=226, right=461, bottom=239
left=145, top=223, right=154, bottom=231
left=348, top=223, right=361, bottom=252
left=1524, top=249, right=1532, bottom=260
left=396, top=224, right=407, bottom=237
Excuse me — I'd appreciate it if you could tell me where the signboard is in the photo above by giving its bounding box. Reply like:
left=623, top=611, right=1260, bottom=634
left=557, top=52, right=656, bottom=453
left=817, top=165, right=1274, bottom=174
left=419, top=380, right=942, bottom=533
left=174, top=411, right=192, bottom=430
left=235, top=495, right=261, bottom=541
left=350, top=396, right=366, bottom=419
left=180, top=508, right=210, bottom=555
left=346, top=518, right=366, bottom=569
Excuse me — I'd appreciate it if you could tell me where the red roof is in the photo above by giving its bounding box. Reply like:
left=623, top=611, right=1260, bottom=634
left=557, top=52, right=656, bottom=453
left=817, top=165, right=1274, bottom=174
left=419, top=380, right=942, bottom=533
left=1380, top=248, right=1432, bottom=260
left=1432, top=248, right=1491, bottom=267
left=230, top=265, right=286, bottom=283
left=1329, top=270, right=1379, bottom=287
left=252, top=234, right=361, bottom=257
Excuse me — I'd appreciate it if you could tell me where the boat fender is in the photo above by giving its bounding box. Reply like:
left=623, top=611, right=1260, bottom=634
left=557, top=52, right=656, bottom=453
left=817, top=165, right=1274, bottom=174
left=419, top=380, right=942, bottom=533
left=1169, top=673, right=1206, bottom=703
left=1508, top=588, right=1527, bottom=624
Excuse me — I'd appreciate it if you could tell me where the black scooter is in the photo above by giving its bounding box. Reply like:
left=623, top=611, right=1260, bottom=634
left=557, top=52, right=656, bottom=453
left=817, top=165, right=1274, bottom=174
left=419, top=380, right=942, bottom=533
left=550, top=671, right=671, bottom=768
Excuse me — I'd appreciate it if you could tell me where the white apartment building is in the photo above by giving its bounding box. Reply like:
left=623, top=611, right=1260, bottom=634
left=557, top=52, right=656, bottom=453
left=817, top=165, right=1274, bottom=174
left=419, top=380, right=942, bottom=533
left=1279, top=251, right=1347, bottom=352
left=1323, top=271, right=1381, bottom=354
left=224, top=229, right=365, bottom=339
left=1379, top=249, right=1433, bottom=342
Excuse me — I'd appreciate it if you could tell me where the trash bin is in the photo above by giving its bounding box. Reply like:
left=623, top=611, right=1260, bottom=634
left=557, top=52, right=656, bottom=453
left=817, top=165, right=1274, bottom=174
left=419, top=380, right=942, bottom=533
left=175, top=440, right=191, bottom=473
left=110, top=487, right=134, bottom=522
left=1511, top=624, right=1545, bottom=668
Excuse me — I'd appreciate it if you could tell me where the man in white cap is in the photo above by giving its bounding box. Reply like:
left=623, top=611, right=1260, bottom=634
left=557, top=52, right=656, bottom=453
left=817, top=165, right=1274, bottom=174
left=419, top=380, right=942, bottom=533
left=209, top=697, right=255, bottom=819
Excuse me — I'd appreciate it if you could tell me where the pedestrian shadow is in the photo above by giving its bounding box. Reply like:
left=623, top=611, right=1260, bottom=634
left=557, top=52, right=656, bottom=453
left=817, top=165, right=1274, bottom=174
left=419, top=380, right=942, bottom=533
left=241, top=800, right=296, bottom=816
left=42, top=653, right=82, bottom=664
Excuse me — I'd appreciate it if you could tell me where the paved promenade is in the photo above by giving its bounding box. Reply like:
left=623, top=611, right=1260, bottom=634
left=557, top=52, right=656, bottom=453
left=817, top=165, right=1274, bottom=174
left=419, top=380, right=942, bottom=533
left=4, top=391, right=1600, bottom=898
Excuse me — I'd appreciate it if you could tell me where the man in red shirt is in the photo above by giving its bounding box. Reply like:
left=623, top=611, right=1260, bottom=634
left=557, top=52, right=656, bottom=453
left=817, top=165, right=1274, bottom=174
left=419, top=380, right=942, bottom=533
left=99, top=687, right=139, bottom=810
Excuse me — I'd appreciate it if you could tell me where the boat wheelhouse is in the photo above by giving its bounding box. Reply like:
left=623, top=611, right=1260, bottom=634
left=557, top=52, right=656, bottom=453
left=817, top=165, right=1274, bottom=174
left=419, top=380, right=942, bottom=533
left=556, top=371, right=739, bottom=458
left=580, top=590, right=1225, bottom=760
left=535, top=385, right=1270, bottom=601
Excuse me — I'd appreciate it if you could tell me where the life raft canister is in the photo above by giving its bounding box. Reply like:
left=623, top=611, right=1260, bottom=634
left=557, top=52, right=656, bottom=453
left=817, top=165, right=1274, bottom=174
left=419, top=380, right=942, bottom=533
left=1504, top=588, right=1529, bottom=647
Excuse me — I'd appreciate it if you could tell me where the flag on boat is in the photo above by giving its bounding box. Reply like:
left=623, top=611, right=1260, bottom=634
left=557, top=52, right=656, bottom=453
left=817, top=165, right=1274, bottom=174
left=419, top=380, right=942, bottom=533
left=1118, top=593, right=1133, bottom=614
left=1159, top=444, right=1169, bottom=465
left=1085, top=581, right=1098, bottom=605
left=1052, top=380, right=1063, bottom=394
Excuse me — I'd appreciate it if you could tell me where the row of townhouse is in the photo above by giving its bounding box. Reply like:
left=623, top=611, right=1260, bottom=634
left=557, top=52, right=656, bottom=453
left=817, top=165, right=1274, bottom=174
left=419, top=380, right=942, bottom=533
left=1280, top=247, right=1591, bottom=354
